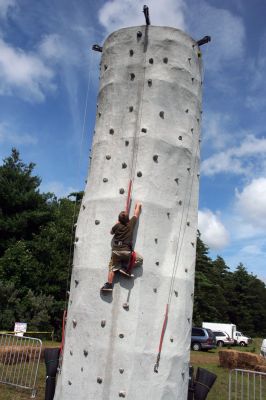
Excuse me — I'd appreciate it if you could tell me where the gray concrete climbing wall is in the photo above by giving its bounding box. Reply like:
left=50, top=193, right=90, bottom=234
left=54, top=25, right=203, bottom=400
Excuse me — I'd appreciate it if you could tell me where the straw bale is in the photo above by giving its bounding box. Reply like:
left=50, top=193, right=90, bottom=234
left=219, top=350, right=239, bottom=368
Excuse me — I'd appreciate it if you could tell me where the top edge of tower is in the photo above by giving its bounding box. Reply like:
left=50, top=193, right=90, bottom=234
left=102, top=25, right=198, bottom=51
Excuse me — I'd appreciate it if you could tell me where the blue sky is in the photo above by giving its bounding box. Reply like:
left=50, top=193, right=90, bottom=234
left=1, top=0, right=266, bottom=280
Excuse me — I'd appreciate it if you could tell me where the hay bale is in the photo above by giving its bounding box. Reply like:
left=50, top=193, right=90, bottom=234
left=219, top=350, right=239, bottom=368
left=237, top=352, right=261, bottom=369
left=219, top=350, right=264, bottom=370
left=255, top=364, right=266, bottom=373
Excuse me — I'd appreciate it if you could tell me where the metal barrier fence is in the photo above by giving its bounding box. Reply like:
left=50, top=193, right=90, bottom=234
left=229, top=368, right=266, bottom=400
left=0, top=333, right=42, bottom=398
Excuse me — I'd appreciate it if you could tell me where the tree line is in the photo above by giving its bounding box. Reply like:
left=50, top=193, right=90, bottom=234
left=0, top=149, right=265, bottom=338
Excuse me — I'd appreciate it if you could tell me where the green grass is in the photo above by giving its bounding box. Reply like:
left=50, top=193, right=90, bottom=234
left=0, top=339, right=264, bottom=399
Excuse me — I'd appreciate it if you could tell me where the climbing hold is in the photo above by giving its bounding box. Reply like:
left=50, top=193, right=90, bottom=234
left=70, top=350, right=73, bottom=356
left=98, top=112, right=101, bottom=117
left=101, top=320, right=106, bottom=328
left=119, top=369, right=124, bottom=374
left=74, top=279, right=79, bottom=287
left=185, top=268, right=188, bottom=273
left=170, top=337, right=174, bottom=343
left=148, top=79, right=152, bottom=87
left=119, top=391, right=126, bottom=398
left=187, top=317, right=190, bottom=323
left=129, top=49, right=134, bottom=56
left=123, top=302, right=129, bottom=311
left=191, top=77, right=194, bottom=83
left=129, top=106, right=134, bottom=113
left=95, top=220, right=100, bottom=225
left=97, top=377, right=103, bottom=384
left=154, top=238, right=158, bottom=243
left=141, top=128, right=147, bottom=133
left=178, top=200, right=182, bottom=205
left=83, top=350, right=88, bottom=357
left=106, top=155, right=111, bottom=160
left=72, top=319, right=77, bottom=328
left=68, top=381, right=72, bottom=386
left=197, top=173, right=200, bottom=178
left=185, top=109, right=189, bottom=113
left=81, top=367, right=83, bottom=372
left=75, top=237, right=79, bottom=242
left=163, top=57, right=168, bottom=64
left=188, top=57, right=191, bottom=63
left=119, top=333, right=124, bottom=339
left=174, top=290, right=178, bottom=297
left=119, top=188, right=125, bottom=194
left=122, top=163, right=127, bottom=169
left=137, top=171, right=142, bottom=177
left=187, top=167, right=191, bottom=172
left=149, top=58, right=153, bottom=64
left=109, top=128, right=114, bottom=135
left=125, top=140, right=129, bottom=146
left=197, top=117, right=200, bottom=122
left=103, top=178, right=108, bottom=183
left=167, top=212, right=170, bottom=218
left=155, top=261, right=159, bottom=266
left=104, top=65, right=108, bottom=70
left=159, top=111, right=164, bottom=119
left=89, top=156, right=92, bottom=160
left=137, top=31, right=142, bottom=38
left=153, top=154, right=158, bottom=162
left=178, top=136, right=182, bottom=140
left=130, top=73, right=135, bottom=81
left=187, top=222, right=190, bottom=226
left=191, top=242, right=195, bottom=247
left=200, top=110, right=203, bottom=114
left=175, top=178, right=179, bottom=184
left=191, top=128, right=194, bottom=133
left=153, top=288, right=157, bottom=293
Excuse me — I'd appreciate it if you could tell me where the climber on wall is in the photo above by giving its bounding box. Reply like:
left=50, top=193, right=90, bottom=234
left=101, top=202, right=143, bottom=292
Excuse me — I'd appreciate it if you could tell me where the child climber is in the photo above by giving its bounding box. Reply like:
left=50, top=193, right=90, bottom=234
left=101, top=202, right=143, bottom=292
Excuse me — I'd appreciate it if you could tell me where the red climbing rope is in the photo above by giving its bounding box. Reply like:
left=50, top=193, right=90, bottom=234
left=60, top=310, right=67, bottom=354
left=127, top=251, right=136, bottom=274
left=154, top=303, right=169, bottom=373
left=126, top=179, right=132, bottom=214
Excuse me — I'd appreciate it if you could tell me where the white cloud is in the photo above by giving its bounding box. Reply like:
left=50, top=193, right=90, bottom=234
left=202, top=112, right=233, bottom=150
left=41, top=181, right=77, bottom=198
left=198, top=209, right=229, bottom=250
left=38, top=34, right=67, bottom=62
left=202, top=134, right=266, bottom=176
left=235, top=178, right=266, bottom=229
left=98, top=0, right=186, bottom=34
left=0, top=0, right=16, bottom=18
left=0, top=37, right=55, bottom=102
left=0, top=122, right=37, bottom=145
left=189, top=1, right=245, bottom=72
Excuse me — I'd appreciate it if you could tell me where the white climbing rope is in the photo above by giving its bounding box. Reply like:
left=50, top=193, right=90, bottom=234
left=127, top=28, right=150, bottom=210
left=64, top=53, right=94, bottom=309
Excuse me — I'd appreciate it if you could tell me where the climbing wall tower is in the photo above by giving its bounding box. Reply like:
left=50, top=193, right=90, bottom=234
left=54, top=25, right=203, bottom=400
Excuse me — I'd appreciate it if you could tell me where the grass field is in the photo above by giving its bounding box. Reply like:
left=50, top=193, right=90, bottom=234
left=0, top=339, right=263, bottom=399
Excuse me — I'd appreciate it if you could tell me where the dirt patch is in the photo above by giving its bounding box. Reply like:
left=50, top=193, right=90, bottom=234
left=190, top=351, right=219, bottom=365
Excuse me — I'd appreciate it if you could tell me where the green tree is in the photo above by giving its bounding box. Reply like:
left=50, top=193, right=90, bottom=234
left=0, top=148, right=55, bottom=256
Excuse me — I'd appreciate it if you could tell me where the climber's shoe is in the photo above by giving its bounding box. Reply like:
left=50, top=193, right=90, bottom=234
left=101, top=282, right=113, bottom=292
